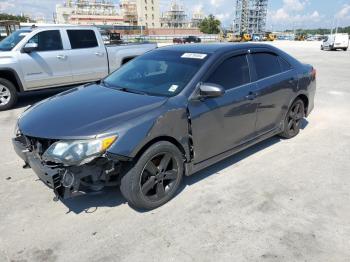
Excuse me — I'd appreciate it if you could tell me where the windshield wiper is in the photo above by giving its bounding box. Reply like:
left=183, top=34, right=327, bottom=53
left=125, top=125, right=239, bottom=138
left=112, top=85, right=148, bottom=95
left=101, top=81, right=148, bottom=95
left=118, top=87, right=148, bottom=95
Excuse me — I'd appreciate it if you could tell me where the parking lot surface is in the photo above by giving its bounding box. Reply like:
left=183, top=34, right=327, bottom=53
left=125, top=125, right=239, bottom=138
left=1, top=41, right=349, bottom=262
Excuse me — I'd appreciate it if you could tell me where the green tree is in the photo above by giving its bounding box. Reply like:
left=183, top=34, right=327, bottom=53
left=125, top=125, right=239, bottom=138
left=0, top=13, right=32, bottom=23
left=199, top=14, right=221, bottom=34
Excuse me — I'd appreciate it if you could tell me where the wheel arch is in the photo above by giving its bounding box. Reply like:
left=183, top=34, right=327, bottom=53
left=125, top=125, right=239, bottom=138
left=133, top=136, right=189, bottom=163
left=0, top=68, right=24, bottom=92
left=295, top=93, right=309, bottom=115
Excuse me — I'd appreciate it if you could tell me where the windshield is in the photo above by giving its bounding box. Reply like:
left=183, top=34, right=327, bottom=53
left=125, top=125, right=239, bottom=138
left=103, top=50, right=209, bottom=97
left=0, top=29, right=31, bottom=51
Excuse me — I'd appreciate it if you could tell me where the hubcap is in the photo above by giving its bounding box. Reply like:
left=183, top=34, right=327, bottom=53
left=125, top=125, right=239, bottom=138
left=0, top=84, right=11, bottom=106
left=287, top=102, right=304, bottom=135
left=140, top=152, right=179, bottom=202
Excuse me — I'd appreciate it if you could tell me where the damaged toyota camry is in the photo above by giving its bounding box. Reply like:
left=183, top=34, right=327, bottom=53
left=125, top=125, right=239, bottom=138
left=13, top=44, right=316, bottom=209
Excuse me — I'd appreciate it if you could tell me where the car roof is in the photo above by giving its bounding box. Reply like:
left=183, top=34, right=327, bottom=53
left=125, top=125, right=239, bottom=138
left=159, top=43, right=276, bottom=54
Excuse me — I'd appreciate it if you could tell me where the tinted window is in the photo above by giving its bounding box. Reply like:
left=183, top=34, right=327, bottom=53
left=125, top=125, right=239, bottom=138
left=206, top=55, right=250, bottom=90
left=279, top=57, right=292, bottom=71
left=103, top=50, right=209, bottom=97
left=67, top=30, right=98, bottom=49
left=28, top=30, right=63, bottom=51
left=252, top=53, right=281, bottom=80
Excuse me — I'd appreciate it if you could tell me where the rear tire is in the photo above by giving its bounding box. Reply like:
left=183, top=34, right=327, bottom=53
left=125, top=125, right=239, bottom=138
left=279, top=99, right=305, bottom=139
left=0, top=78, right=18, bottom=111
left=120, top=141, right=184, bottom=210
left=343, top=48, right=348, bottom=51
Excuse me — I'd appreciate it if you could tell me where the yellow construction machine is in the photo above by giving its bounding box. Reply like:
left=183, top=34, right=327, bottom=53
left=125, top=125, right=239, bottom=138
left=220, top=31, right=252, bottom=42
left=265, top=32, right=277, bottom=41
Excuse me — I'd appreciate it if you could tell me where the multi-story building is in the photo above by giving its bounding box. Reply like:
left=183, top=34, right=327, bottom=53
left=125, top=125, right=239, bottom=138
left=120, top=0, right=138, bottom=26
left=233, top=0, right=268, bottom=34
left=55, top=0, right=124, bottom=25
left=190, top=11, right=205, bottom=28
left=160, top=1, right=189, bottom=28
left=136, top=0, right=160, bottom=29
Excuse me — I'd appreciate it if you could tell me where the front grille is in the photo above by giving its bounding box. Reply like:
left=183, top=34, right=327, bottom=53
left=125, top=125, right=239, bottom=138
left=16, top=134, right=57, bottom=158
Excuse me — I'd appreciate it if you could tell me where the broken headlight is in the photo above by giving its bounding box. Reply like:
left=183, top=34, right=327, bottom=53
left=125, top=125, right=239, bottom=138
left=42, top=136, right=117, bottom=166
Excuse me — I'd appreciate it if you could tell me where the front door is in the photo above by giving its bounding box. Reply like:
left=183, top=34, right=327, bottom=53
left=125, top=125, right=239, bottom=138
left=18, top=29, right=73, bottom=89
left=188, top=53, right=259, bottom=164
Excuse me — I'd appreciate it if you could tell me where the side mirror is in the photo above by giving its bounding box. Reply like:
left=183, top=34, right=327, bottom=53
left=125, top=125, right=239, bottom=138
left=22, top=42, right=38, bottom=53
left=197, top=83, right=225, bottom=99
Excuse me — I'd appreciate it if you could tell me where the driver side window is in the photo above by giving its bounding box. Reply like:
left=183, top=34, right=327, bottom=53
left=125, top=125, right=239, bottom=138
left=28, top=30, right=63, bottom=52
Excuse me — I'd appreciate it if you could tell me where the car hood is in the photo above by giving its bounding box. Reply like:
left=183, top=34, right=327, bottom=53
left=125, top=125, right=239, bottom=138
left=0, top=51, right=15, bottom=60
left=18, top=84, right=168, bottom=139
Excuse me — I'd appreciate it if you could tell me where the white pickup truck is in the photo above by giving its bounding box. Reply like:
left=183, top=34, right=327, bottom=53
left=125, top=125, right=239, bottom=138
left=0, top=26, right=157, bottom=110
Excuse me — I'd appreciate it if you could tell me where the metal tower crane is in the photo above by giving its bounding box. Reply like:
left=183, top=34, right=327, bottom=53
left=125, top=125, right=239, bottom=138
left=234, top=0, right=268, bottom=35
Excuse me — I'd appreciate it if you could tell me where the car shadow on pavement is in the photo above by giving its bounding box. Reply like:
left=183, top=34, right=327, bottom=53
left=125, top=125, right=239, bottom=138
left=59, top=120, right=308, bottom=214
left=61, top=187, right=127, bottom=214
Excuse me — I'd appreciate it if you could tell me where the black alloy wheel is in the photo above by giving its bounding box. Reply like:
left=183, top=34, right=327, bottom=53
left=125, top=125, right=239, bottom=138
left=279, top=99, right=305, bottom=139
left=120, top=141, right=183, bottom=210
left=140, top=152, right=178, bottom=202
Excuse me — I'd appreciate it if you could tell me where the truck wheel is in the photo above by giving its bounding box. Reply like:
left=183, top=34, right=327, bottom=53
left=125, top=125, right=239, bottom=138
left=343, top=48, right=348, bottom=51
left=0, top=78, right=18, bottom=111
left=120, top=141, right=184, bottom=210
left=279, top=99, right=305, bottom=139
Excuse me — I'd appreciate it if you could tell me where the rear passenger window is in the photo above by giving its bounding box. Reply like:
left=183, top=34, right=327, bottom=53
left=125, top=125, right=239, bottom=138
left=279, top=57, right=292, bottom=72
left=67, top=30, right=98, bottom=49
left=252, top=53, right=281, bottom=79
left=206, top=55, right=250, bottom=90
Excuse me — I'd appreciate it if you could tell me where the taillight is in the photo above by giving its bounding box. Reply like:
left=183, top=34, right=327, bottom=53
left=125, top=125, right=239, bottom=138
left=311, top=68, right=316, bottom=80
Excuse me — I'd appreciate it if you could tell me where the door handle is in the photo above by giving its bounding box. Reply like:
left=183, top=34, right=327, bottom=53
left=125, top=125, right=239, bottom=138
left=57, top=54, right=67, bottom=60
left=245, top=92, right=257, bottom=100
left=95, top=52, right=104, bottom=56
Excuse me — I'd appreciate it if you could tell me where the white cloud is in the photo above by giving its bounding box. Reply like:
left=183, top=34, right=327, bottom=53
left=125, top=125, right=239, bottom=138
left=0, top=1, right=15, bottom=12
left=269, top=0, right=320, bottom=27
left=336, top=4, right=350, bottom=19
left=210, top=0, right=225, bottom=8
left=192, top=4, right=204, bottom=14
left=216, top=12, right=230, bottom=21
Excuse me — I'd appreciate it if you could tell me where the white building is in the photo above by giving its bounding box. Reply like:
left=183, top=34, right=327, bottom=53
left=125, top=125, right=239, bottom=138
left=136, top=0, right=160, bottom=29
left=55, top=0, right=125, bottom=26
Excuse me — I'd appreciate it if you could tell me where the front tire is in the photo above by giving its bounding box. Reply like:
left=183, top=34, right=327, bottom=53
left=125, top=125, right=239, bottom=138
left=279, top=99, right=305, bottom=139
left=0, top=78, right=18, bottom=111
left=120, top=141, right=184, bottom=210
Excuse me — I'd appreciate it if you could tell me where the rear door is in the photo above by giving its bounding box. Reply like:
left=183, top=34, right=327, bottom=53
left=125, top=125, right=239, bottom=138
left=250, top=49, right=297, bottom=135
left=188, top=52, right=259, bottom=163
left=18, top=29, right=73, bottom=89
left=65, top=29, right=108, bottom=83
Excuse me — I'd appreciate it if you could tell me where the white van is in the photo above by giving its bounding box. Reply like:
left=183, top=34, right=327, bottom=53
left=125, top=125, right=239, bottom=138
left=321, top=33, right=349, bottom=51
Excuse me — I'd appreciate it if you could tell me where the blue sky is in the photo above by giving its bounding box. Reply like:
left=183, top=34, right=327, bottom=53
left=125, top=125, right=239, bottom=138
left=0, top=0, right=350, bottom=29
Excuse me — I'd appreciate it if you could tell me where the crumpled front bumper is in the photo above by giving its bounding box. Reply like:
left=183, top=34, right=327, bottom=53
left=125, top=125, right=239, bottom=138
left=12, top=138, right=77, bottom=199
